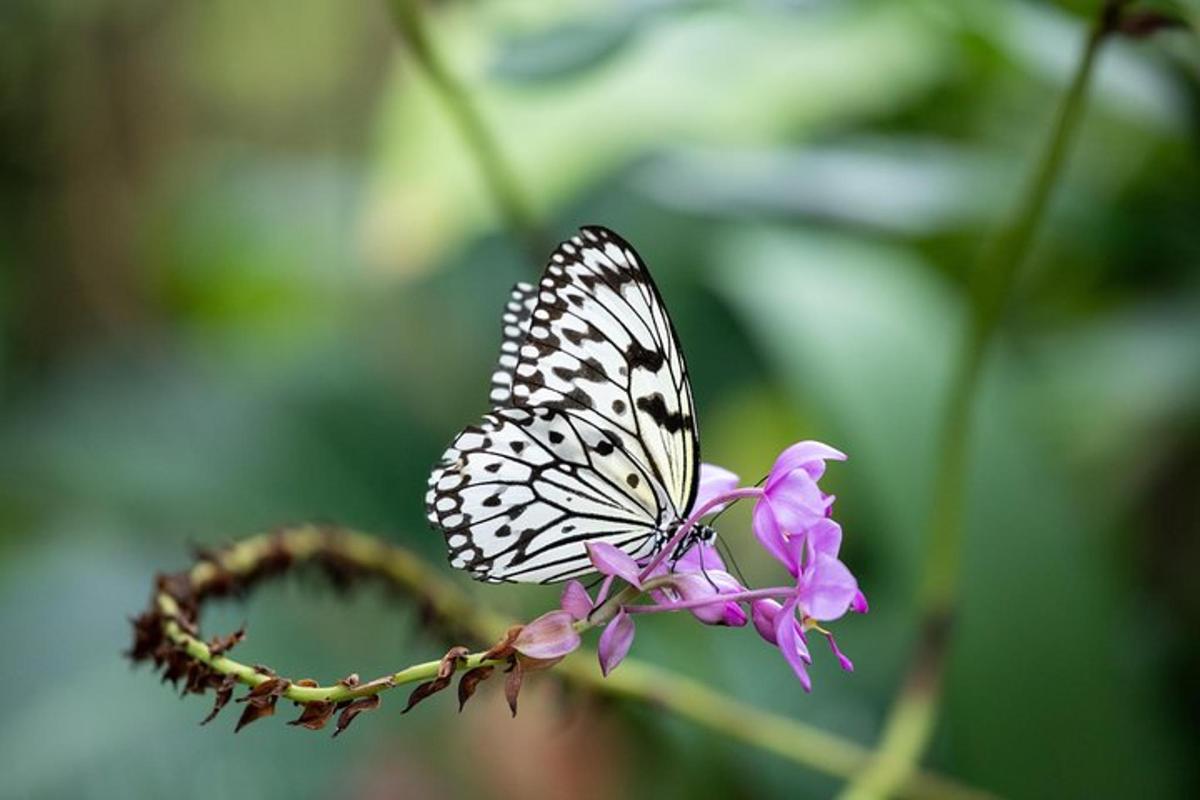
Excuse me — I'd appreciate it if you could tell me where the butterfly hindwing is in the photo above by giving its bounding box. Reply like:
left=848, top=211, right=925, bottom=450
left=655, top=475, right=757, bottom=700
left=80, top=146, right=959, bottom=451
left=510, top=226, right=699, bottom=517
left=427, top=406, right=666, bottom=583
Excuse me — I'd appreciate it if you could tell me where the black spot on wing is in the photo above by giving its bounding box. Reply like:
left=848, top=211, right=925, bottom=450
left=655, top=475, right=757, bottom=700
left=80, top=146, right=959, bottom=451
left=636, top=392, right=687, bottom=434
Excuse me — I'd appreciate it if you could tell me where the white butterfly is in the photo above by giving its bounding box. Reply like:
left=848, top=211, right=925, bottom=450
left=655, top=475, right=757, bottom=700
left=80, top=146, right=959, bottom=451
left=426, top=226, right=702, bottom=583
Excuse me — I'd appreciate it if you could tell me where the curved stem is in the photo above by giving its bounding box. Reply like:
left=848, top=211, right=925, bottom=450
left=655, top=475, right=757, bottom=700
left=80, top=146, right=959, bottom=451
left=137, top=525, right=990, bottom=799
left=840, top=5, right=1123, bottom=798
left=157, top=592, right=505, bottom=704
left=387, top=0, right=545, bottom=260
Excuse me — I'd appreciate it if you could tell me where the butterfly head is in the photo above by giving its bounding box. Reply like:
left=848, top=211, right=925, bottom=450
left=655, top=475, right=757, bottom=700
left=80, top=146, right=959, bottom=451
left=668, top=522, right=716, bottom=564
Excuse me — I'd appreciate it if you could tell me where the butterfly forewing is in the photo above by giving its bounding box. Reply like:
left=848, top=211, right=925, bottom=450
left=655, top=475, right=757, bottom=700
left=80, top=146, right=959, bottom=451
left=510, top=226, right=698, bottom=516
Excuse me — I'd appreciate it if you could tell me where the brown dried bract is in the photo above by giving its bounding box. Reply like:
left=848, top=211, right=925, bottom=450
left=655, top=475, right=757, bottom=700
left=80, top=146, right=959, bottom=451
left=332, top=694, right=381, bottom=738
left=207, top=626, right=245, bottom=658
left=505, top=659, right=524, bottom=718
left=200, top=675, right=238, bottom=725
left=439, top=646, right=470, bottom=678
left=234, top=677, right=290, bottom=733
left=338, top=673, right=361, bottom=688
left=402, top=676, right=451, bottom=714
left=483, top=626, right=524, bottom=661
left=457, top=666, right=494, bottom=712
left=289, top=700, right=338, bottom=731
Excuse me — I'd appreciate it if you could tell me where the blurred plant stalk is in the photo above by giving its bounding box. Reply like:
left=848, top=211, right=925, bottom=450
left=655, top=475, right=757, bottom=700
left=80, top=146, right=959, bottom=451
left=388, top=0, right=547, bottom=260
left=842, top=2, right=1137, bottom=798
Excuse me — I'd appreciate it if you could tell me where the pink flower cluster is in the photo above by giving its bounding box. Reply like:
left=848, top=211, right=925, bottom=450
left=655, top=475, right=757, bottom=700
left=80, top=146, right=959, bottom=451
left=512, top=442, right=867, bottom=691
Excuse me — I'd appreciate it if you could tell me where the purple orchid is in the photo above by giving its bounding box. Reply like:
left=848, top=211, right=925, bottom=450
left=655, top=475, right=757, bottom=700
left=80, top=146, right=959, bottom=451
left=752, top=441, right=846, bottom=575
left=597, top=609, right=635, bottom=675
left=510, top=443, right=865, bottom=694
left=560, top=580, right=594, bottom=621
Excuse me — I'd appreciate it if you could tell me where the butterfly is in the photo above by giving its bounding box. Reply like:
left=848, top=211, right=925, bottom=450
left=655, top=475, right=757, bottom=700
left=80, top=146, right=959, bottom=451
left=425, top=226, right=706, bottom=583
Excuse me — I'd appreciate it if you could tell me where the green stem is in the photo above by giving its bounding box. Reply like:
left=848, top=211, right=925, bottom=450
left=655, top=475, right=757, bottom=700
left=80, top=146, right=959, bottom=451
left=387, top=0, right=545, bottom=259
left=840, top=4, right=1123, bottom=798
left=143, top=525, right=990, bottom=799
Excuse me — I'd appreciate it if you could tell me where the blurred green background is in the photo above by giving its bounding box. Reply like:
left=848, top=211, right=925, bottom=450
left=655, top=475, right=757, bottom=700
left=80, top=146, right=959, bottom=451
left=2, top=0, right=1198, bottom=797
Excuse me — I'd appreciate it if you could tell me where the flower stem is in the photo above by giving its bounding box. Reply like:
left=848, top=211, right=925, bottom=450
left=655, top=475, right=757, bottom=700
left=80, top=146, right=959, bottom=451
left=386, top=0, right=546, bottom=259
left=840, top=5, right=1124, bottom=798
left=623, top=586, right=794, bottom=613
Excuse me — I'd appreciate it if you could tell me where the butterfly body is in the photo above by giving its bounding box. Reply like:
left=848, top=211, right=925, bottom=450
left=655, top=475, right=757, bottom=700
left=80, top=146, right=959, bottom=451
left=426, top=227, right=703, bottom=583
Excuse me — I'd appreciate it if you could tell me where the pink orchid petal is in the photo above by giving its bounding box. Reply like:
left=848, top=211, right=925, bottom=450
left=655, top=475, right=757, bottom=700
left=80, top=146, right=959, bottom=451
left=807, top=518, right=844, bottom=560
left=597, top=609, right=635, bottom=676
left=766, top=470, right=828, bottom=533
left=774, top=599, right=812, bottom=691
left=800, top=553, right=860, bottom=622
left=751, top=599, right=783, bottom=645
left=513, top=611, right=581, bottom=660
left=695, top=463, right=740, bottom=513
left=560, top=580, right=593, bottom=621
left=587, top=541, right=642, bottom=589
left=668, top=571, right=748, bottom=626
left=752, top=499, right=793, bottom=571
left=767, top=441, right=846, bottom=489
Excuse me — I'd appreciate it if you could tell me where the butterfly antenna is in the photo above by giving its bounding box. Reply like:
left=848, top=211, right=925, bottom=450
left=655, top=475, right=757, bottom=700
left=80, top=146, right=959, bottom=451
left=716, top=536, right=750, bottom=588
left=695, top=541, right=721, bottom=592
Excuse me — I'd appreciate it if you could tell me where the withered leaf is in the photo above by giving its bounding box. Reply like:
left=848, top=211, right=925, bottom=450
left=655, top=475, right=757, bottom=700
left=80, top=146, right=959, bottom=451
left=241, top=677, right=290, bottom=701
left=457, top=666, right=494, bottom=712
left=332, top=694, right=380, bottom=738
left=160, top=650, right=191, bottom=687
left=288, top=701, right=337, bottom=731
left=126, top=611, right=164, bottom=662
left=438, top=646, right=470, bottom=679
left=200, top=675, right=237, bottom=725
left=207, top=626, right=245, bottom=657
left=484, top=626, right=523, bottom=661
left=505, top=659, right=524, bottom=718
left=233, top=678, right=289, bottom=733
left=234, top=699, right=276, bottom=732
left=293, top=678, right=319, bottom=688
left=402, top=675, right=452, bottom=714
left=182, top=660, right=214, bottom=696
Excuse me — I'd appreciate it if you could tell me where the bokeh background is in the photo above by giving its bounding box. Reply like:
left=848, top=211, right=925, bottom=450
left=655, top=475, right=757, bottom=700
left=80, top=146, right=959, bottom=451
left=2, top=0, right=1198, bottom=797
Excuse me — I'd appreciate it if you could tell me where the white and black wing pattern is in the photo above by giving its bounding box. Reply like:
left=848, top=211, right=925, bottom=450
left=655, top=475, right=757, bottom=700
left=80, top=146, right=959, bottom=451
left=510, top=226, right=699, bottom=516
left=488, top=282, right=537, bottom=408
left=427, top=406, right=669, bottom=583
left=426, top=226, right=700, bottom=583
